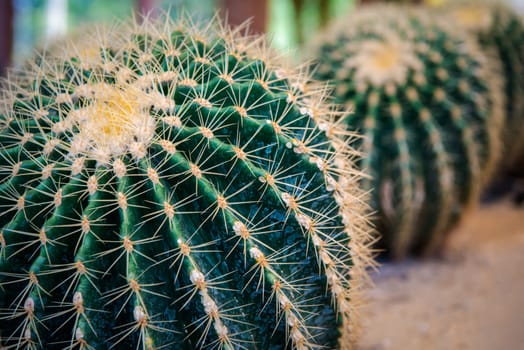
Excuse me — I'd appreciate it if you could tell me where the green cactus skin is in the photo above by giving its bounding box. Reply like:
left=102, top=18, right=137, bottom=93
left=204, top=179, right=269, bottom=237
left=444, top=0, right=524, bottom=175
left=0, top=16, right=371, bottom=350
left=311, top=6, right=504, bottom=258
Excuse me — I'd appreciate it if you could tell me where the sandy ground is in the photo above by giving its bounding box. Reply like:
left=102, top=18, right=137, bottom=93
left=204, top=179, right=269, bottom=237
left=357, top=200, right=524, bottom=350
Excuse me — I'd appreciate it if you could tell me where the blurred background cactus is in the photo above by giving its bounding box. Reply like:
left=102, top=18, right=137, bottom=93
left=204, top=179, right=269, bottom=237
left=310, top=5, right=504, bottom=258
left=435, top=0, right=524, bottom=177
left=0, top=12, right=371, bottom=349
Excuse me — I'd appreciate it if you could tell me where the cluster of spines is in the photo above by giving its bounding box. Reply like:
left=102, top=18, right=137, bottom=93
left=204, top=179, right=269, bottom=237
left=0, top=14, right=371, bottom=350
left=311, top=6, right=503, bottom=258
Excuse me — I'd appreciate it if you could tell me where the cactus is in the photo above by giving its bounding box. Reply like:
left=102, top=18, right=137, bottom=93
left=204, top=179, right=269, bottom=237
left=311, top=6, right=504, bottom=258
left=0, top=15, right=372, bottom=350
left=442, top=0, right=524, bottom=174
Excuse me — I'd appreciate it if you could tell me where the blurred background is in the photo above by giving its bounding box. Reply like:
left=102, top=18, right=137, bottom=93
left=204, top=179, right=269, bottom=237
left=2, top=0, right=353, bottom=76
left=2, top=0, right=522, bottom=76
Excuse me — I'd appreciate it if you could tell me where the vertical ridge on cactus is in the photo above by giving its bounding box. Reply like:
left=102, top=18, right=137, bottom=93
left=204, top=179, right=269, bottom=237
left=0, top=13, right=372, bottom=350
left=310, top=5, right=504, bottom=258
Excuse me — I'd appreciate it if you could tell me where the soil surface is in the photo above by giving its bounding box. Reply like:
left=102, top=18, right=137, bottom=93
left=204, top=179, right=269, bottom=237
left=357, top=200, right=524, bottom=350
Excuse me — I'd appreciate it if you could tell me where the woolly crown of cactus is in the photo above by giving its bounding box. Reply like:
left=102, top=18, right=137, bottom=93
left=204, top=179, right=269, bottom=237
left=310, top=5, right=504, bottom=258
left=0, top=14, right=372, bottom=350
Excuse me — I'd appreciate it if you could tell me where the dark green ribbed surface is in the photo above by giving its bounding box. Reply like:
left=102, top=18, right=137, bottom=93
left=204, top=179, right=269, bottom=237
left=312, top=7, right=501, bottom=258
left=0, top=18, right=361, bottom=349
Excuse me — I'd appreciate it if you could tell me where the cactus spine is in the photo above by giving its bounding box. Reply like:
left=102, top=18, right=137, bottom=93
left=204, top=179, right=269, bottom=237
left=0, top=15, right=371, bottom=349
left=311, top=6, right=503, bottom=258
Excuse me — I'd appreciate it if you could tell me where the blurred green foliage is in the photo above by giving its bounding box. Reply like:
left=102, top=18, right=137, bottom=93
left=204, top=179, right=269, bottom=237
left=14, top=0, right=135, bottom=63
left=270, top=0, right=355, bottom=51
left=68, top=0, right=135, bottom=23
left=13, top=0, right=216, bottom=64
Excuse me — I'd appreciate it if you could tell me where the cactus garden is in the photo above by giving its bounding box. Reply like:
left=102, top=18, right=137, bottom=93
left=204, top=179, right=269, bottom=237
left=0, top=0, right=523, bottom=349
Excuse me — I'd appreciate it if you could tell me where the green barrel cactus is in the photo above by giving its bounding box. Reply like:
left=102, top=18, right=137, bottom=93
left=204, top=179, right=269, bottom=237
left=0, top=15, right=371, bottom=349
left=310, top=6, right=504, bottom=258
left=442, top=0, right=524, bottom=174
